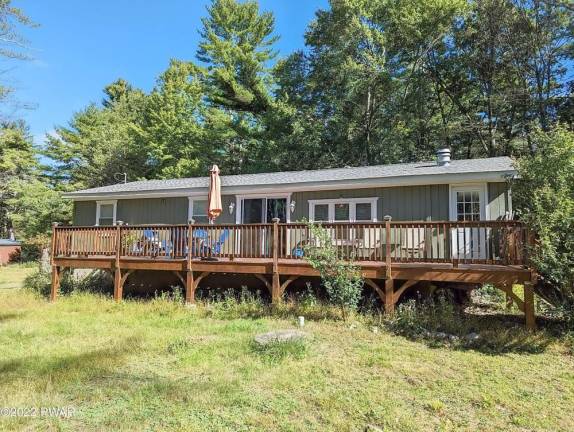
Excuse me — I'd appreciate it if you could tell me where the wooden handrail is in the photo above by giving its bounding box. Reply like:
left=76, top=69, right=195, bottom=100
left=51, top=220, right=530, bottom=267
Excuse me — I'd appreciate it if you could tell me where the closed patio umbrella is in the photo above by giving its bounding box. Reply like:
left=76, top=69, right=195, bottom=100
left=207, top=165, right=222, bottom=223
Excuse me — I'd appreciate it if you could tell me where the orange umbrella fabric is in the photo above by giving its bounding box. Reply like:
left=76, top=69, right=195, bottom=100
left=207, top=165, right=222, bottom=222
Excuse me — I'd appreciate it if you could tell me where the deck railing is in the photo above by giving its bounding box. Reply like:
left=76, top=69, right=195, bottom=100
left=52, top=220, right=531, bottom=266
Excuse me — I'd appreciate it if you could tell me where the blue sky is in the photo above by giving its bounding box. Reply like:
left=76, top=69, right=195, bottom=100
left=14, top=0, right=328, bottom=145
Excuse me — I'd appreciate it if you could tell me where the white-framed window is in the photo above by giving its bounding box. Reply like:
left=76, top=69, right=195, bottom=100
left=95, top=200, right=117, bottom=226
left=188, top=197, right=209, bottom=224
left=449, top=184, right=487, bottom=221
left=308, top=198, right=378, bottom=222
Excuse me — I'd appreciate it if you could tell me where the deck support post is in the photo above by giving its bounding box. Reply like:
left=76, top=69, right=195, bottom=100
left=524, top=280, right=536, bottom=330
left=50, top=222, right=60, bottom=302
left=271, top=273, right=281, bottom=304
left=50, top=266, right=60, bottom=302
left=113, top=222, right=123, bottom=302
left=271, top=217, right=281, bottom=304
left=185, top=220, right=196, bottom=304
left=186, top=271, right=195, bottom=304
left=383, top=216, right=394, bottom=313
left=113, top=267, right=123, bottom=301
left=384, top=278, right=395, bottom=314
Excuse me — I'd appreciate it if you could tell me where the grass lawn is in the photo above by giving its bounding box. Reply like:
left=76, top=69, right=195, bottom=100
left=1, top=266, right=573, bottom=431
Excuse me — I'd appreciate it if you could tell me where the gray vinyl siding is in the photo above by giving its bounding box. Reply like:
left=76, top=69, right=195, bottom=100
left=117, top=198, right=188, bottom=225
left=73, top=195, right=236, bottom=226
left=291, top=185, right=449, bottom=222
left=72, top=182, right=511, bottom=225
left=73, top=201, right=97, bottom=226
left=488, top=182, right=511, bottom=220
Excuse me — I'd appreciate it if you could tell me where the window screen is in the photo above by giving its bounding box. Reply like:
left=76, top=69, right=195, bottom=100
left=192, top=200, right=209, bottom=224
left=355, top=203, right=372, bottom=221
left=98, top=204, right=114, bottom=226
left=456, top=191, right=481, bottom=221
left=313, top=204, right=329, bottom=221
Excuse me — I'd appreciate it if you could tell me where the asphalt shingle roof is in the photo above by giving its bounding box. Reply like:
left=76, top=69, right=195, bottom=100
left=66, top=156, right=515, bottom=196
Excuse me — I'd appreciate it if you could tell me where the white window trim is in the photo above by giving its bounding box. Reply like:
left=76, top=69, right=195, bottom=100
left=188, top=196, right=208, bottom=223
left=95, top=200, right=117, bottom=226
left=235, top=193, right=292, bottom=224
left=448, top=183, right=488, bottom=221
left=308, top=197, right=378, bottom=222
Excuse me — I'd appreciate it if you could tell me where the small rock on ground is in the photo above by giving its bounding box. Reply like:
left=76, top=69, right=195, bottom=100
left=254, top=330, right=307, bottom=346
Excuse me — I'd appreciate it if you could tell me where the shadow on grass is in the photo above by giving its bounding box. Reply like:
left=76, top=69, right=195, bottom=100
left=384, top=307, right=556, bottom=355
left=0, top=336, right=142, bottom=386
left=0, top=312, right=23, bottom=322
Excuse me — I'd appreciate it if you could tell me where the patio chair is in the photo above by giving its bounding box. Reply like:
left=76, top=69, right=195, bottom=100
left=201, top=229, right=229, bottom=257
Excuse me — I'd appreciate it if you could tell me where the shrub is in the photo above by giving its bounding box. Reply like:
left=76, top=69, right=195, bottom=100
left=23, top=268, right=112, bottom=298
left=24, top=268, right=74, bottom=297
left=513, top=126, right=574, bottom=307
left=19, top=234, right=50, bottom=262
left=303, top=223, right=364, bottom=319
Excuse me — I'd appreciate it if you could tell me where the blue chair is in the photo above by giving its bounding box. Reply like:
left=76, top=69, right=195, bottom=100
left=202, top=229, right=229, bottom=256
left=143, top=228, right=155, bottom=242
left=292, top=246, right=305, bottom=258
left=161, top=239, right=173, bottom=258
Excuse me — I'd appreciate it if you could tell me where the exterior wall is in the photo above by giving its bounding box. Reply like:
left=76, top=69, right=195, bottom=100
left=291, top=185, right=449, bottom=221
left=117, top=197, right=188, bottom=225
left=72, top=182, right=511, bottom=225
left=0, top=245, right=20, bottom=265
left=74, top=201, right=97, bottom=226
left=488, top=182, right=511, bottom=220
left=73, top=195, right=236, bottom=225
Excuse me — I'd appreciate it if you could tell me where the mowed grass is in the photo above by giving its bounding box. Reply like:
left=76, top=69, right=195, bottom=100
left=1, top=267, right=573, bottom=431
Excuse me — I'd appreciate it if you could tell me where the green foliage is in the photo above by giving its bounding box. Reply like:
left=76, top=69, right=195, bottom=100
left=44, top=83, right=149, bottom=189
left=137, top=61, right=208, bottom=179
left=23, top=268, right=113, bottom=298
left=198, top=0, right=278, bottom=113
left=0, top=0, right=37, bottom=109
left=513, top=126, right=574, bottom=306
left=303, top=223, right=364, bottom=319
left=6, top=179, right=71, bottom=239
left=0, top=122, right=38, bottom=237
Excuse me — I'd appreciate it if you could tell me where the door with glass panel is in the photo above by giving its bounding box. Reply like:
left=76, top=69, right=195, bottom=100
left=450, top=187, right=487, bottom=260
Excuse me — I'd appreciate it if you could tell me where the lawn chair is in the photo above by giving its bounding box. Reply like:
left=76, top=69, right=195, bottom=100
left=201, top=229, right=229, bottom=257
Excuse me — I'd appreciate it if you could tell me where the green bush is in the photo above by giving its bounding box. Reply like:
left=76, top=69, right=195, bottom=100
left=24, top=268, right=74, bottom=297
left=513, top=126, right=574, bottom=307
left=23, top=268, right=113, bottom=298
left=304, top=223, right=363, bottom=319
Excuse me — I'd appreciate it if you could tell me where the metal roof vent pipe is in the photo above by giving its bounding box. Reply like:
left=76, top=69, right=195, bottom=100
left=437, top=148, right=451, bottom=166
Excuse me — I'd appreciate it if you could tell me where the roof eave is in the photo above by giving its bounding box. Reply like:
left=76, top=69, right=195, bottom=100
left=64, top=169, right=516, bottom=201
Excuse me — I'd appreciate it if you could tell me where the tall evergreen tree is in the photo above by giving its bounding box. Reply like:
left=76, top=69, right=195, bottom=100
left=44, top=79, right=149, bottom=189
left=197, top=0, right=281, bottom=174
left=136, top=60, right=207, bottom=179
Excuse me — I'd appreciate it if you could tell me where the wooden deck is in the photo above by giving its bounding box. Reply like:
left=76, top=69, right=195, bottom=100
left=50, top=220, right=536, bottom=328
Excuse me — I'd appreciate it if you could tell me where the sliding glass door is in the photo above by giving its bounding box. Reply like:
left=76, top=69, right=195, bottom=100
left=241, top=198, right=287, bottom=223
left=240, top=198, right=287, bottom=256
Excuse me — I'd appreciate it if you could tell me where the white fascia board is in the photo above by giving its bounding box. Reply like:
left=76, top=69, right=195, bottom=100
left=65, top=170, right=515, bottom=201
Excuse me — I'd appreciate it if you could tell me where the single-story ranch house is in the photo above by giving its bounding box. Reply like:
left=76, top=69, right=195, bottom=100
left=66, top=152, right=514, bottom=226
left=51, top=150, right=536, bottom=328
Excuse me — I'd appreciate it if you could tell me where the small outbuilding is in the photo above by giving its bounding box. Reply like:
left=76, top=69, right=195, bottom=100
left=0, top=240, right=21, bottom=265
